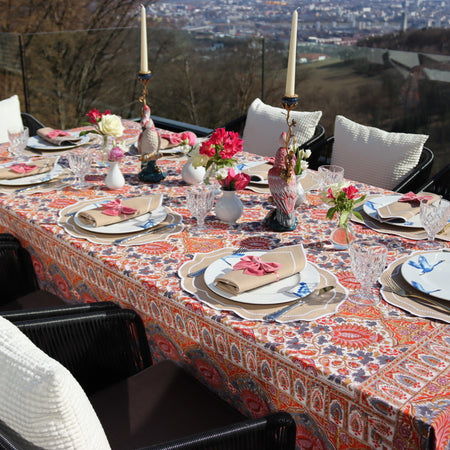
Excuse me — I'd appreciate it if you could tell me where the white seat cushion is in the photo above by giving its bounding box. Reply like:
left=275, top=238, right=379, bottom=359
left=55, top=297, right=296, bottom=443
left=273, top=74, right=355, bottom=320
left=0, top=316, right=111, bottom=449
left=331, top=115, right=428, bottom=190
left=0, top=95, right=23, bottom=143
left=243, top=98, right=322, bottom=157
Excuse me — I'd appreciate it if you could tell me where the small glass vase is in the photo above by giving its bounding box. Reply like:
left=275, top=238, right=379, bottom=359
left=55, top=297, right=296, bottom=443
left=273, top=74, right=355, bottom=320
left=215, top=189, right=243, bottom=225
left=330, top=221, right=355, bottom=250
left=105, top=161, right=125, bottom=190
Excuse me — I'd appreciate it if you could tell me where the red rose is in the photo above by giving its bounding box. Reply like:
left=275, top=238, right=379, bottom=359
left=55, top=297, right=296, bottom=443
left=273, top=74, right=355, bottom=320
left=343, top=185, right=358, bottom=199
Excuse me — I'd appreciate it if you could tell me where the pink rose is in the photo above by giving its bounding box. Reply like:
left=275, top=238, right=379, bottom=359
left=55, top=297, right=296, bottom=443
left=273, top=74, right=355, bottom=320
left=180, top=131, right=196, bottom=146
left=233, top=172, right=250, bottom=190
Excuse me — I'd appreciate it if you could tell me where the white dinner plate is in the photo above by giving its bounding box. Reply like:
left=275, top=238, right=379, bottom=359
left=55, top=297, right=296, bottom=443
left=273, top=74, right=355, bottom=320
left=363, top=194, right=422, bottom=228
left=74, top=203, right=167, bottom=235
left=0, top=163, right=64, bottom=186
left=401, top=252, right=450, bottom=301
left=27, top=133, right=89, bottom=151
left=159, top=145, right=190, bottom=155
left=203, top=251, right=320, bottom=305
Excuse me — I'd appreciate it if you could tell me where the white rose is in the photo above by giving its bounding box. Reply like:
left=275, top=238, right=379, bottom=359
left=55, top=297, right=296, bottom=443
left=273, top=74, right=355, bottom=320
left=215, top=167, right=228, bottom=180
left=98, top=114, right=124, bottom=137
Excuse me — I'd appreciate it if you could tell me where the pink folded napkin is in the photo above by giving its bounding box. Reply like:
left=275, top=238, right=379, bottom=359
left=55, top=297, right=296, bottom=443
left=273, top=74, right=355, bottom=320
left=399, top=191, right=435, bottom=205
left=160, top=131, right=196, bottom=149
left=77, top=194, right=163, bottom=227
left=37, top=127, right=83, bottom=146
left=0, top=159, right=55, bottom=180
left=376, top=192, right=440, bottom=223
left=214, top=244, right=306, bottom=295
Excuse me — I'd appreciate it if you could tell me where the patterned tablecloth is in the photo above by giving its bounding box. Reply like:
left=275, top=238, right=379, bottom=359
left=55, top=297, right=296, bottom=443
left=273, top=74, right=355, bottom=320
left=0, top=121, right=449, bottom=450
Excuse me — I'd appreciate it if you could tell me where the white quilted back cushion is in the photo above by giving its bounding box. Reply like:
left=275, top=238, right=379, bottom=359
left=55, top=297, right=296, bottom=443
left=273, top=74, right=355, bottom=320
left=0, top=316, right=111, bottom=450
left=0, top=95, right=23, bottom=143
left=243, top=98, right=322, bottom=157
left=331, top=115, right=428, bottom=190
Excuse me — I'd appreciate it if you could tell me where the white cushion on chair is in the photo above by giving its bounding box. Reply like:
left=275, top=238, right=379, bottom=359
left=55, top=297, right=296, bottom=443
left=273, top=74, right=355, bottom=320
left=0, top=95, right=23, bottom=143
left=0, top=316, right=111, bottom=449
left=331, top=115, right=428, bottom=190
left=243, top=98, right=322, bottom=157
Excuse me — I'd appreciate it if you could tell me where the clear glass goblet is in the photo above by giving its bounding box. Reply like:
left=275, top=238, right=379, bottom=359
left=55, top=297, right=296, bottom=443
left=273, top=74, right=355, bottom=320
left=349, top=239, right=388, bottom=306
left=318, top=164, right=344, bottom=191
left=186, top=184, right=215, bottom=228
left=8, top=126, right=29, bottom=162
left=68, top=149, right=92, bottom=189
left=420, top=197, right=450, bottom=249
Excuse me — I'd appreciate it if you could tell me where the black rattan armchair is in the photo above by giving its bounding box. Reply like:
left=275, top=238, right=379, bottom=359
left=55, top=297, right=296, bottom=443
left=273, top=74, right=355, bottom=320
left=1, top=308, right=296, bottom=450
left=308, top=136, right=434, bottom=193
left=416, top=163, right=450, bottom=200
left=0, top=233, right=68, bottom=311
left=21, top=112, right=45, bottom=136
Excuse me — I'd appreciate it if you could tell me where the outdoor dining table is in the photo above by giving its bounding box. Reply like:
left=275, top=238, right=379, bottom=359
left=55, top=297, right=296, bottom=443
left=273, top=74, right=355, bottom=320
left=0, top=120, right=449, bottom=450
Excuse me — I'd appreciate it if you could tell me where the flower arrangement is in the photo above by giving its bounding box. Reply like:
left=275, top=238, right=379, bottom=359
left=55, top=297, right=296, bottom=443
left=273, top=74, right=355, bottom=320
left=107, top=146, right=124, bottom=162
left=216, top=167, right=250, bottom=191
left=191, top=128, right=243, bottom=172
left=82, top=109, right=124, bottom=139
left=321, top=181, right=366, bottom=229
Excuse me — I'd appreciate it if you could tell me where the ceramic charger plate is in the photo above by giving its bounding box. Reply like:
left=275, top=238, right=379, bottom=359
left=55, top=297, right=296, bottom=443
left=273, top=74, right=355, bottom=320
left=203, top=251, right=320, bottom=305
left=364, top=194, right=423, bottom=228
left=400, top=252, right=450, bottom=301
left=74, top=203, right=168, bottom=234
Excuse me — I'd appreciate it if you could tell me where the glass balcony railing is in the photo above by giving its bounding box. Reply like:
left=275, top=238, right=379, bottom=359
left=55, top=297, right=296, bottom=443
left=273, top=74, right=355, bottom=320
left=1, top=27, right=449, bottom=175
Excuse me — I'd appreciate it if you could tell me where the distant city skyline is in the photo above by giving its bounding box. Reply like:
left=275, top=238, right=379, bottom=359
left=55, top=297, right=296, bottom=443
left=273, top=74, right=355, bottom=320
left=147, top=0, right=450, bottom=44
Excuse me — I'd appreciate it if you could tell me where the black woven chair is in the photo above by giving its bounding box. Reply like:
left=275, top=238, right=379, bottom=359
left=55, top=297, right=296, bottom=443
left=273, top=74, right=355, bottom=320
left=0, top=233, right=68, bottom=311
left=416, top=163, right=450, bottom=200
left=308, top=135, right=434, bottom=193
left=21, top=112, right=45, bottom=136
left=1, top=308, right=296, bottom=450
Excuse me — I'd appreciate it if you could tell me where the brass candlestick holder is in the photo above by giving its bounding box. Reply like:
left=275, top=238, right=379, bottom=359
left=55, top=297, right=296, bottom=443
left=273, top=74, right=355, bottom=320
left=281, top=94, right=298, bottom=182
left=137, top=70, right=166, bottom=183
left=138, top=71, right=152, bottom=117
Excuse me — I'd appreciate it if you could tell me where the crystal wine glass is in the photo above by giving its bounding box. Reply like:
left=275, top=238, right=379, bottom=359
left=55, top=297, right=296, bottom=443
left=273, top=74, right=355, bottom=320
left=8, top=126, right=29, bottom=162
left=68, top=149, right=92, bottom=189
left=318, top=164, right=344, bottom=191
left=349, top=238, right=388, bottom=306
left=186, top=184, right=215, bottom=228
left=420, top=197, right=450, bottom=249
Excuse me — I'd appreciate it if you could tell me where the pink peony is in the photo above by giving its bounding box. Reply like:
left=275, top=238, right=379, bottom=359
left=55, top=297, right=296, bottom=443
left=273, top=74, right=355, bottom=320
left=108, top=146, right=124, bottom=162
left=180, top=131, right=196, bottom=146
left=219, top=168, right=250, bottom=191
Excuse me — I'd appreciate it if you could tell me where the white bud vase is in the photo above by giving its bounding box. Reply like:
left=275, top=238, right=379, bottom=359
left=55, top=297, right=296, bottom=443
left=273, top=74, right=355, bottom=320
left=105, top=161, right=125, bottom=190
left=294, top=172, right=306, bottom=208
left=181, top=158, right=206, bottom=185
left=215, top=189, right=243, bottom=225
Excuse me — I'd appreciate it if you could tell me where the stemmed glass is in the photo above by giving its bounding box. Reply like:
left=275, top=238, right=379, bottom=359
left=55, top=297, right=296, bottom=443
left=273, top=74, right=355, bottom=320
left=186, top=184, right=215, bottom=228
left=8, top=127, right=29, bottom=162
left=349, top=238, right=388, bottom=306
left=68, top=149, right=92, bottom=189
left=420, top=197, right=450, bottom=249
left=318, top=164, right=344, bottom=191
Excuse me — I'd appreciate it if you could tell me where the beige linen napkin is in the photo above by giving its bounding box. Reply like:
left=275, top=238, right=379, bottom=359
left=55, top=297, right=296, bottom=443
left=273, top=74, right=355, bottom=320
left=37, top=127, right=83, bottom=146
left=77, top=194, right=163, bottom=227
left=376, top=192, right=440, bottom=222
left=0, top=159, right=55, bottom=180
left=214, top=244, right=306, bottom=295
left=243, top=163, right=272, bottom=183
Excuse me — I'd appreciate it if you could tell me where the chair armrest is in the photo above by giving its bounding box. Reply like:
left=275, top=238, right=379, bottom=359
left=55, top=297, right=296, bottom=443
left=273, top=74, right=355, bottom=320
left=12, top=308, right=152, bottom=395
left=145, top=412, right=296, bottom=450
left=307, top=135, right=333, bottom=170
left=0, top=234, right=39, bottom=305
left=150, top=116, right=214, bottom=137
left=1, top=301, right=119, bottom=321
left=393, top=146, right=434, bottom=193
left=415, top=163, right=450, bottom=200
left=223, top=114, right=247, bottom=136
left=20, top=112, right=45, bottom=136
